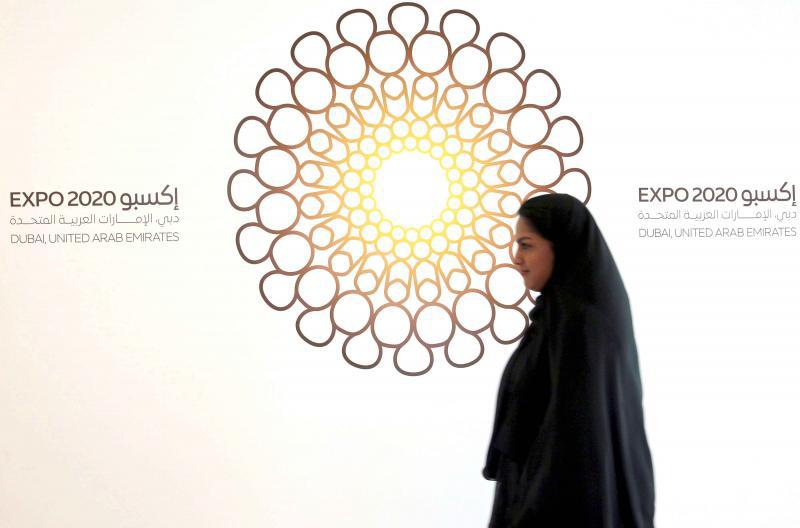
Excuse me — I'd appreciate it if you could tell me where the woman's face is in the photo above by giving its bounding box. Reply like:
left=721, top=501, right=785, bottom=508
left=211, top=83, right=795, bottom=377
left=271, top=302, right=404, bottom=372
left=513, top=217, right=555, bottom=292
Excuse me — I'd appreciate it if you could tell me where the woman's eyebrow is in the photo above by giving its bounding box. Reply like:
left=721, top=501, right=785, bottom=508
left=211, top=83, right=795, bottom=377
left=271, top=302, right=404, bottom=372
left=516, top=236, right=532, bottom=242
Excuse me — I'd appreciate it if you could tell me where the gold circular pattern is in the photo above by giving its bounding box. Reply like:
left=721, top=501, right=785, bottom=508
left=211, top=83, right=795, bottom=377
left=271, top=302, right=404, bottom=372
left=228, top=3, right=591, bottom=375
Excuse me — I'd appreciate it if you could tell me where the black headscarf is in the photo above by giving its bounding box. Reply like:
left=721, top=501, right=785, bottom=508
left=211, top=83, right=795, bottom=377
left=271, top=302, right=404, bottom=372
left=482, top=193, right=655, bottom=527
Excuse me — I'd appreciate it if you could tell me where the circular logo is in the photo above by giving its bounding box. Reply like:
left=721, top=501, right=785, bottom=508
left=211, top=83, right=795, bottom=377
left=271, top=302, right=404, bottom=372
left=228, top=3, right=590, bottom=375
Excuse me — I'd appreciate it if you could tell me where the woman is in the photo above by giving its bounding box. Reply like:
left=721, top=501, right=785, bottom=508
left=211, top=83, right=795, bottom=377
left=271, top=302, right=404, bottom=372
left=483, top=193, right=656, bottom=527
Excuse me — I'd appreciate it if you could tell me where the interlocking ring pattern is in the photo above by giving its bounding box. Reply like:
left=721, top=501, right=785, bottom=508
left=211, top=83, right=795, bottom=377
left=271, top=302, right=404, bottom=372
left=228, top=3, right=591, bottom=375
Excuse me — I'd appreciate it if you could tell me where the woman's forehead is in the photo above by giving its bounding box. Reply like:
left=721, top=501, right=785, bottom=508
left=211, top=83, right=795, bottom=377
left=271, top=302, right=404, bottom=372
left=515, top=216, right=536, bottom=231
left=515, top=217, right=549, bottom=242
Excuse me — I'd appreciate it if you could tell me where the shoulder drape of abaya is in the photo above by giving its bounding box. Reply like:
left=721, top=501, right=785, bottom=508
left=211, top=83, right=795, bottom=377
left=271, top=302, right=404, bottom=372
left=482, top=193, right=655, bottom=528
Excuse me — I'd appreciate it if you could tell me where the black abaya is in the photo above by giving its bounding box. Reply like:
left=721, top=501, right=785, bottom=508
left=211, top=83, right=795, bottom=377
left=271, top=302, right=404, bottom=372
left=483, top=194, right=655, bottom=527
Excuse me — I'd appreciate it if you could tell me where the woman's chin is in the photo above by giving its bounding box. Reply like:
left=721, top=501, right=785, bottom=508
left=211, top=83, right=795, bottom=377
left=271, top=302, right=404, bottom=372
left=529, top=281, right=547, bottom=292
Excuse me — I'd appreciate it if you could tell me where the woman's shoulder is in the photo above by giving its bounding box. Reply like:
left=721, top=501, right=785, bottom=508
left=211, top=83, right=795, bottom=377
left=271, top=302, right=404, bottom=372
left=550, top=290, right=600, bottom=320
left=554, top=295, right=626, bottom=348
